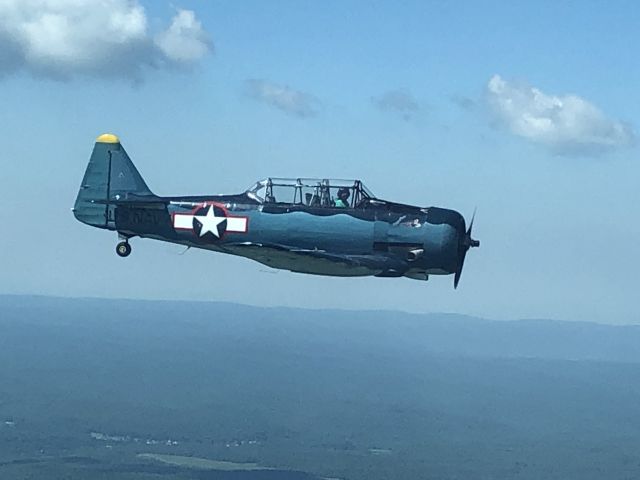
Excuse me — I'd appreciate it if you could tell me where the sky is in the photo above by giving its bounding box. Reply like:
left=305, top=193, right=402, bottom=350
left=0, top=0, right=638, bottom=324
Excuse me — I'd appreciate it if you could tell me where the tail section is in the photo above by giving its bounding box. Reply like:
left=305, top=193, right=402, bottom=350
left=73, top=133, right=155, bottom=229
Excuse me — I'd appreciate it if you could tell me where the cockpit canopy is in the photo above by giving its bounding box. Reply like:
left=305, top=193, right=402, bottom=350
left=246, top=178, right=376, bottom=208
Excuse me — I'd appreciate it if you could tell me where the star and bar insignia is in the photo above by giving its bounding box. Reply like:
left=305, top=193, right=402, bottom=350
left=173, top=203, right=248, bottom=240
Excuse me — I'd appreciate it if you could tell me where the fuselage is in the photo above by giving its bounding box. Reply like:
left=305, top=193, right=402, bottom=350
left=107, top=193, right=465, bottom=279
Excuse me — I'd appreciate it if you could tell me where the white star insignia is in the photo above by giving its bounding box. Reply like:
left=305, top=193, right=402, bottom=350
left=195, top=205, right=226, bottom=238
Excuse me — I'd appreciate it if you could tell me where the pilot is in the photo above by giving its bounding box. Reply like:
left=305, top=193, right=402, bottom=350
left=334, top=188, right=350, bottom=208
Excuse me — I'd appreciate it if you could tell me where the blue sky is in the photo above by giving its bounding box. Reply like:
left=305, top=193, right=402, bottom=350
left=0, top=0, right=638, bottom=323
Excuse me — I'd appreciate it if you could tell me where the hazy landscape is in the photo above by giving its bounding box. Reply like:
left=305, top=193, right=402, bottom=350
left=3, top=1, right=639, bottom=479
left=1, top=295, right=640, bottom=479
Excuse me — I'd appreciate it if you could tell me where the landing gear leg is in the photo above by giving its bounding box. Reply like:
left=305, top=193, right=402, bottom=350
left=116, top=241, right=131, bottom=258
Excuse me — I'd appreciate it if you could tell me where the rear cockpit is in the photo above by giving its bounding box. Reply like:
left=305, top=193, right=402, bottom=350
left=246, top=178, right=376, bottom=208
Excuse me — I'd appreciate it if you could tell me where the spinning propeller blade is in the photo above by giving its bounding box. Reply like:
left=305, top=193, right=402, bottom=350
left=454, top=209, right=480, bottom=289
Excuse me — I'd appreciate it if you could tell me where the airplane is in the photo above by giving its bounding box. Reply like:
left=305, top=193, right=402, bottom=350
left=73, top=134, right=479, bottom=287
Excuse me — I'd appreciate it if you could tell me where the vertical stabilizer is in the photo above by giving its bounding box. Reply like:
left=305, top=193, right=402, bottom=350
left=73, top=134, right=155, bottom=229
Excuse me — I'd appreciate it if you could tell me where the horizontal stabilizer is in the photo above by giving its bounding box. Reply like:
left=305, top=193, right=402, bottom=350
left=90, top=197, right=166, bottom=209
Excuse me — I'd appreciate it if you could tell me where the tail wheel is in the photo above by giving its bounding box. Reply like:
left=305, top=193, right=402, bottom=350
left=116, top=241, right=131, bottom=258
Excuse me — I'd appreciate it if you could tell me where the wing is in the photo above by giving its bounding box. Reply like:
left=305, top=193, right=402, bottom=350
left=222, top=242, right=406, bottom=277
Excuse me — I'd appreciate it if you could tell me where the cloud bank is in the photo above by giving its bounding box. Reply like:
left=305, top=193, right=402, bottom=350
left=487, top=75, right=634, bottom=155
left=246, top=79, right=318, bottom=118
left=372, top=90, right=421, bottom=120
left=0, top=0, right=212, bottom=80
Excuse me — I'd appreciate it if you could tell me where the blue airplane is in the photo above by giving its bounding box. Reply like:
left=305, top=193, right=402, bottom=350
left=74, top=134, right=479, bottom=287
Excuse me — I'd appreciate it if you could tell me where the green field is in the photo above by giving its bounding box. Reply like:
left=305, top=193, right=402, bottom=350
left=138, top=453, right=271, bottom=471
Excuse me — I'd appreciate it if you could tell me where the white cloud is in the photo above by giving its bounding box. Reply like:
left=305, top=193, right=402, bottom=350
left=0, top=0, right=212, bottom=80
left=372, top=90, right=421, bottom=120
left=246, top=79, right=318, bottom=118
left=155, top=9, right=211, bottom=63
left=487, top=75, right=634, bottom=155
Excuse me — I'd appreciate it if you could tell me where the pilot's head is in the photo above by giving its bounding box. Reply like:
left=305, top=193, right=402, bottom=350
left=338, top=188, right=350, bottom=200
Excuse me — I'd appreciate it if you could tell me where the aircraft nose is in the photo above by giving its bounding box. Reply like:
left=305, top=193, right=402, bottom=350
left=423, top=207, right=465, bottom=273
left=423, top=207, right=479, bottom=287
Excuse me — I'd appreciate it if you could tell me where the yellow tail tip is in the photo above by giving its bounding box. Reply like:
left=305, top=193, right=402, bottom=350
left=96, top=133, right=120, bottom=144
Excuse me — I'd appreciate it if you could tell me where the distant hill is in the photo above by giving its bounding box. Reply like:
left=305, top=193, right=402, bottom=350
left=2, top=295, right=639, bottom=363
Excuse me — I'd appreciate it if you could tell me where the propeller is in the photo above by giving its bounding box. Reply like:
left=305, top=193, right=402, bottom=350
left=454, top=209, right=480, bottom=289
